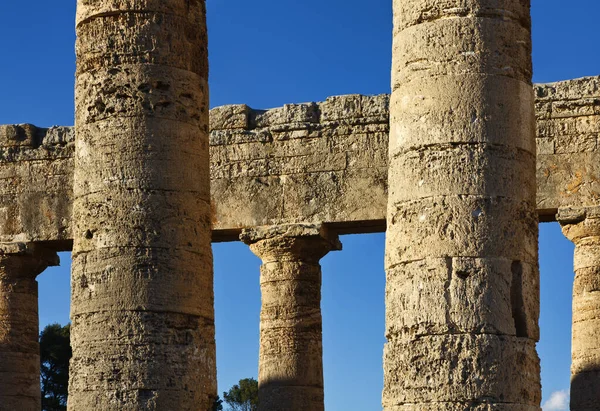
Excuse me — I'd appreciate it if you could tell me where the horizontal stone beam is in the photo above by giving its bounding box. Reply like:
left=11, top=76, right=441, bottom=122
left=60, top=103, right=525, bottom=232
left=209, top=94, right=389, bottom=240
left=1, top=76, right=598, bottom=246
left=535, top=76, right=600, bottom=218
left=0, top=125, right=73, bottom=248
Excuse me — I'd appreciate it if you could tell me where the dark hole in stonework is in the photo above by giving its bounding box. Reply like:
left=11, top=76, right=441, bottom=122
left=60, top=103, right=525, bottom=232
left=84, top=230, right=93, bottom=239
left=15, top=126, right=28, bottom=142
left=137, top=83, right=151, bottom=93
left=510, top=260, right=528, bottom=338
left=456, top=270, right=470, bottom=279
left=154, top=101, right=172, bottom=109
left=153, top=81, right=171, bottom=91
left=138, top=389, right=155, bottom=403
left=80, top=274, right=87, bottom=289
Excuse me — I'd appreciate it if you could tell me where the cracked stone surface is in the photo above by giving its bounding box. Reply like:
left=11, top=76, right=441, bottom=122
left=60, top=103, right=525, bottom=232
left=0, top=4, right=598, bottom=406
left=68, top=0, right=216, bottom=409
left=383, top=0, right=541, bottom=409
left=536, top=77, right=600, bottom=214
left=2, top=76, right=599, bottom=245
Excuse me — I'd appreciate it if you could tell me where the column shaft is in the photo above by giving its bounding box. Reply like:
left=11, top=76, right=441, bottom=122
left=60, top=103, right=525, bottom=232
left=70, top=1, right=215, bottom=409
left=559, top=209, right=600, bottom=411
left=385, top=0, right=540, bottom=409
left=241, top=224, right=341, bottom=411
left=0, top=243, right=58, bottom=411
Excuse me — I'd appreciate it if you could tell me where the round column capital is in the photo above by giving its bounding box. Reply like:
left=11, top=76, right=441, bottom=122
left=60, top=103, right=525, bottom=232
left=558, top=207, right=600, bottom=242
left=0, top=243, right=59, bottom=280
left=240, top=224, right=342, bottom=263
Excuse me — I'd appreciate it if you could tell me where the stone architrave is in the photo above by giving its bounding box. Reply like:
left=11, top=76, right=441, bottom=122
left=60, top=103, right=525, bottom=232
left=0, top=243, right=58, bottom=411
left=69, top=0, right=215, bottom=409
left=384, top=0, right=541, bottom=409
left=558, top=207, right=600, bottom=411
left=241, top=224, right=341, bottom=411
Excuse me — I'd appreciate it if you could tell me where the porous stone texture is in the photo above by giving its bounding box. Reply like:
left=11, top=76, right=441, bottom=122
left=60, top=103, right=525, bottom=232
left=1, top=77, right=599, bottom=246
left=558, top=207, right=600, bottom=411
left=536, top=76, right=600, bottom=218
left=241, top=224, right=341, bottom=411
left=0, top=243, right=58, bottom=411
left=211, top=95, right=390, bottom=240
left=69, top=1, right=215, bottom=409
left=384, top=0, right=541, bottom=409
left=0, top=125, right=73, bottom=247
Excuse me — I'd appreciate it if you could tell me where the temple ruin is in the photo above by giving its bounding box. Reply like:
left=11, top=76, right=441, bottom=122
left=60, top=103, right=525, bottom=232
left=0, top=0, right=599, bottom=410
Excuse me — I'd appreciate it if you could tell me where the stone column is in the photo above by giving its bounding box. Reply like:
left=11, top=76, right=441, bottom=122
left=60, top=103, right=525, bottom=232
left=558, top=207, right=600, bottom=411
left=241, top=224, right=341, bottom=411
left=384, top=1, right=541, bottom=409
left=70, top=1, right=215, bottom=409
left=0, top=243, right=58, bottom=411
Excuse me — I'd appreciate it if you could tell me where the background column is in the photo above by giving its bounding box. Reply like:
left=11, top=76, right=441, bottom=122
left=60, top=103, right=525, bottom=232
left=558, top=207, right=600, bottom=411
left=0, top=243, right=58, bottom=411
left=384, top=0, right=541, bottom=409
left=70, top=0, right=215, bottom=409
left=241, top=224, right=341, bottom=411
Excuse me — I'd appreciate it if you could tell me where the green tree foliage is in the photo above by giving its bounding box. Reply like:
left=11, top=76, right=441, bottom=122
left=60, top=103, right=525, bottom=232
left=222, top=378, right=259, bottom=411
left=212, top=395, right=224, bottom=411
left=40, top=323, right=71, bottom=411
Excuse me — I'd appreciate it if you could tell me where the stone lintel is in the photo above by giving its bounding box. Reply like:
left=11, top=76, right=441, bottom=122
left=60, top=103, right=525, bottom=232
left=1, top=76, right=600, bottom=244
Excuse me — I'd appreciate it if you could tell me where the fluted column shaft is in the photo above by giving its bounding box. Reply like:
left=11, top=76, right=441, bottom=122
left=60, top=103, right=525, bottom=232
left=384, top=0, right=541, bottom=409
left=559, top=207, right=600, bottom=411
left=0, top=243, right=58, bottom=411
left=241, top=224, right=341, bottom=411
left=70, top=1, right=215, bottom=409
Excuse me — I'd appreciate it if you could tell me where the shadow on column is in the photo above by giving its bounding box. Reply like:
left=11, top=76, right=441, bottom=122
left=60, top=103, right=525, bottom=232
left=571, top=365, right=600, bottom=410
left=259, top=377, right=323, bottom=411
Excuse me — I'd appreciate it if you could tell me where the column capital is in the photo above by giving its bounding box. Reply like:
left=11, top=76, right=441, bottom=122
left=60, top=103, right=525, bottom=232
left=0, top=242, right=59, bottom=279
left=240, top=223, right=341, bottom=262
left=240, top=223, right=341, bottom=246
left=557, top=207, right=600, bottom=242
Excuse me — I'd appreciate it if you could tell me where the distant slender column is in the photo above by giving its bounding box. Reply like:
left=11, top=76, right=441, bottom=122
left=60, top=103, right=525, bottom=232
left=0, top=243, right=58, bottom=411
left=558, top=207, right=600, bottom=411
left=70, top=0, right=215, bottom=409
left=384, top=0, right=541, bottom=409
left=241, top=224, right=341, bottom=411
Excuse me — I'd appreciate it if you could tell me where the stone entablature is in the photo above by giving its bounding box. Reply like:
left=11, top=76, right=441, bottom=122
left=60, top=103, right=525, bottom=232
left=0, top=126, right=73, bottom=247
left=1, top=76, right=599, bottom=247
left=535, top=76, right=600, bottom=217
left=210, top=95, right=389, bottom=240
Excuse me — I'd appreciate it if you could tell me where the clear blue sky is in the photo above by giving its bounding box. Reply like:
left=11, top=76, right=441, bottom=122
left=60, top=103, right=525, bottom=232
left=0, top=1, right=597, bottom=410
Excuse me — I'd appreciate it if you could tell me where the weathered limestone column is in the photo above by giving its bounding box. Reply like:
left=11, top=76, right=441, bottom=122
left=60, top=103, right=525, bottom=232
left=558, top=207, right=600, bottom=411
left=384, top=1, right=541, bottom=409
left=0, top=243, right=58, bottom=411
left=240, top=224, right=341, bottom=411
left=70, top=1, right=215, bottom=409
